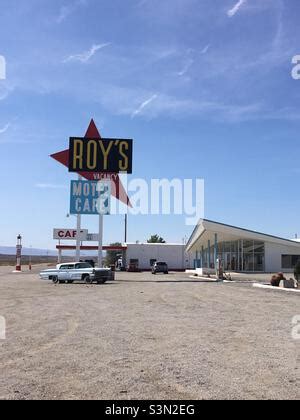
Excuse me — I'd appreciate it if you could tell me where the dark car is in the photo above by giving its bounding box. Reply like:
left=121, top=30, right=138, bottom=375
left=152, top=261, right=168, bottom=274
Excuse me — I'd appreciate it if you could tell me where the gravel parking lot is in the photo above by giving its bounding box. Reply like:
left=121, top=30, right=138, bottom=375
left=0, top=266, right=299, bottom=400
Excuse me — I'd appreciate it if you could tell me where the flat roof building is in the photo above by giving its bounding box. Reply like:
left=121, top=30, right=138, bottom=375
left=124, top=243, right=192, bottom=271
left=186, top=219, right=300, bottom=273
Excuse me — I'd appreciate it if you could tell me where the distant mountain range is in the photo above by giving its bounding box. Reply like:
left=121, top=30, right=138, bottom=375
left=0, top=246, right=102, bottom=257
left=0, top=246, right=57, bottom=256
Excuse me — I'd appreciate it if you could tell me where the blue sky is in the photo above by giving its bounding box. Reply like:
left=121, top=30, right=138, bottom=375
left=0, top=0, right=300, bottom=249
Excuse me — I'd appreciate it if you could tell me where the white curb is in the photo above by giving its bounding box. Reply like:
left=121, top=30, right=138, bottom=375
left=253, top=283, right=300, bottom=293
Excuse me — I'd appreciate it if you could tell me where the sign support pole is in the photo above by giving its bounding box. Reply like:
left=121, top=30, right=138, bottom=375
left=98, top=214, right=103, bottom=267
left=124, top=214, right=128, bottom=243
left=75, top=175, right=82, bottom=262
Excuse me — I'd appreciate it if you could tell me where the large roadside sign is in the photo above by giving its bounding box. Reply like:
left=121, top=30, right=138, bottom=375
left=68, top=137, right=133, bottom=174
left=53, top=229, right=88, bottom=240
left=70, top=180, right=111, bottom=215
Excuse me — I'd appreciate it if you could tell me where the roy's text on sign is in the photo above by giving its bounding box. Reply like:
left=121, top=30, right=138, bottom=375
left=69, top=137, right=133, bottom=174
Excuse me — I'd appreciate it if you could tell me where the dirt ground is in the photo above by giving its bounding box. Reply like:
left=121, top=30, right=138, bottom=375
left=0, top=265, right=299, bottom=400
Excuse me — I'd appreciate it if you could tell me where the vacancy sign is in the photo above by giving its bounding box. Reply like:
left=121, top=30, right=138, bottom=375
left=53, top=229, right=88, bottom=240
left=68, top=137, right=133, bottom=174
left=70, top=180, right=111, bottom=215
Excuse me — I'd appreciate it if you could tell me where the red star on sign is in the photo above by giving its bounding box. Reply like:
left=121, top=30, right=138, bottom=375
left=50, top=119, right=131, bottom=207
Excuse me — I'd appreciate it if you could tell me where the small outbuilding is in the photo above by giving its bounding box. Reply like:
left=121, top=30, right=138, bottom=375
left=124, top=243, right=192, bottom=271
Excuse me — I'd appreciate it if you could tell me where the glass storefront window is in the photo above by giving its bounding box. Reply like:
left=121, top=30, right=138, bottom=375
left=231, top=242, right=238, bottom=253
left=198, top=239, right=265, bottom=272
left=254, top=241, right=264, bottom=253
left=254, top=254, right=264, bottom=271
left=224, top=242, right=231, bottom=252
left=243, top=240, right=253, bottom=252
left=243, top=253, right=254, bottom=271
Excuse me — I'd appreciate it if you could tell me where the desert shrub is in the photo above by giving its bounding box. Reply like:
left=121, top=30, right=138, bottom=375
left=270, top=273, right=286, bottom=287
left=271, top=275, right=280, bottom=287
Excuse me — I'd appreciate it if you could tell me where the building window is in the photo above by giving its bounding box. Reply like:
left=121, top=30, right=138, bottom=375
left=282, top=255, right=300, bottom=269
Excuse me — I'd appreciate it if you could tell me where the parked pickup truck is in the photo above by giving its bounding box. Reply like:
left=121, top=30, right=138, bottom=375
left=40, top=262, right=114, bottom=284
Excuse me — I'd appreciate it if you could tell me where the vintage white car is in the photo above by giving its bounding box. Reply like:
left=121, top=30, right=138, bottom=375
left=40, top=262, right=114, bottom=284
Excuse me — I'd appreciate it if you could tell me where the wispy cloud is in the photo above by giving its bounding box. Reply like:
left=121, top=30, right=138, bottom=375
left=227, top=0, right=247, bottom=18
left=201, top=44, right=210, bottom=54
left=177, top=59, right=194, bottom=77
left=105, top=85, right=263, bottom=122
left=131, top=94, right=158, bottom=118
left=63, top=43, right=111, bottom=63
left=35, top=184, right=68, bottom=190
left=14, top=0, right=294, bottom=125
left=57, top=0, right=87, bottom=24
left=0, top=123, right=10, bottom=134
left=177, top=45, right=209, bottom=77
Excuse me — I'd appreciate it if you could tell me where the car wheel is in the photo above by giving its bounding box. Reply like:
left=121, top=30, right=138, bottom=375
left=97, top=279, right=106, bottom=284
left=84, top=275, right=92, bottom=284
left=67, top=281, right=73, bottom=284
left=52, top=276, right=59, bottom=284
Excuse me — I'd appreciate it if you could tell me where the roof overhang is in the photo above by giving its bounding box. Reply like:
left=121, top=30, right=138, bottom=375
left=186, top=219, right=300, bottom=253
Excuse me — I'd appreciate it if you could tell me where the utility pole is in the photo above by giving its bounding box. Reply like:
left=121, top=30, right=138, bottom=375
left=75, top=175, right=82, bottom=262
left=124, top=214, right=128, bottom=243
left=98, top=213, right=103, bottom=267
left=29, top=245, right=32, bottom=270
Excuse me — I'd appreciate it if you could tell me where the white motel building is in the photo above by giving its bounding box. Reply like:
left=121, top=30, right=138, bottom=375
left=186, top=219, right=300, bottom=274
